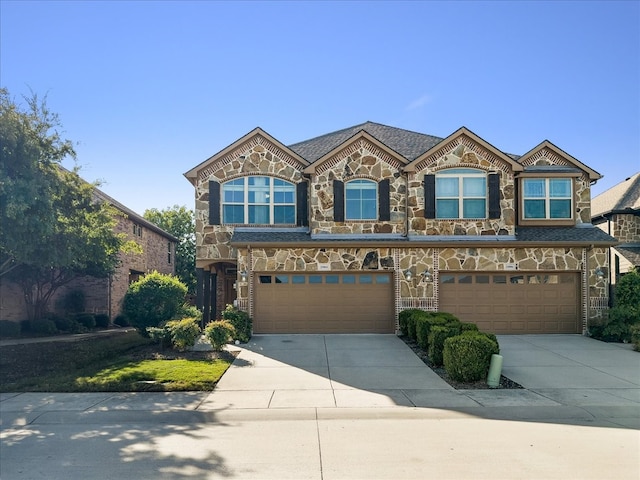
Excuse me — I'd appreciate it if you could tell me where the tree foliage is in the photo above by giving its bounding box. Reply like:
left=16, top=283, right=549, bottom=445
left=143, top=205, right=196, bottom=293
left=1, top=88, right=126, bottom=321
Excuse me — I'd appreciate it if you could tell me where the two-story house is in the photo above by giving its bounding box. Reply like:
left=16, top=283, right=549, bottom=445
left=592, top=172, right=640, bottom=285
left=184, top=122, right=616, bottom=335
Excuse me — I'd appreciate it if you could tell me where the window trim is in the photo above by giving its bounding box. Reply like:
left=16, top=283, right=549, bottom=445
left=435, top=168, right=487, bottom=220
left=221, top=176, right=296, bottom=225
left=345, top=178, right=378, bottom=221
left=519, top=175, right=575, bottom=226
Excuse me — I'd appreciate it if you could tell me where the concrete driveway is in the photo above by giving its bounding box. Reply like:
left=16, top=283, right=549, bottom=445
left=204, top=333, right=640, bottom=422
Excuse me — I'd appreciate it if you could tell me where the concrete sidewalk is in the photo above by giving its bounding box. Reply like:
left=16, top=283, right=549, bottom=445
left=1, top=334, right=639, bottom=479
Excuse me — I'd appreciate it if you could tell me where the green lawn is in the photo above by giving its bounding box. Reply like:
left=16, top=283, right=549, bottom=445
left=0, top=331, right=234, bottom=392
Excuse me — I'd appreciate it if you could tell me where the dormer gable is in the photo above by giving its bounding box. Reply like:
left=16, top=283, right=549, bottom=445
left=405, top=127, right=523, bottom=174
left=302, top=129, right=408, bottom=176
left=517, top=140, right=602, bottom=181
left=184, top=127, right=309, bottom=184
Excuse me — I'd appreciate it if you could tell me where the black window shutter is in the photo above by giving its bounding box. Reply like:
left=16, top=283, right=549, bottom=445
left=378, top=179, right=390, bottom=221
left=488, top=173, right=501, bottom=219
left=423, top=174, right=436, bottom=219
left=209, top=180, right=220, bottom=225
left=333, top=180, right=344, bottom=222
left=296, top=181, right=308, bottom=227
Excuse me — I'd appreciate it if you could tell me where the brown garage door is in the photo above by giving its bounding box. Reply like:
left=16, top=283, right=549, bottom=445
left=253, top=272, right=394, bottom=333
left=439, top=272, right=580, bottom=334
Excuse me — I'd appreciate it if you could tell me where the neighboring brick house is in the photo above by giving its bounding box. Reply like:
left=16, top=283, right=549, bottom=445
left=592, top=172, right=640, bottom=285
left=184, top=122, right=616, bottom=335
left=0, top=187, right=177, bottom=322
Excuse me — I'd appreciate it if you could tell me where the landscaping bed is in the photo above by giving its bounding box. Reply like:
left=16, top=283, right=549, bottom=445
left=401, top=336, right=523, bottom=390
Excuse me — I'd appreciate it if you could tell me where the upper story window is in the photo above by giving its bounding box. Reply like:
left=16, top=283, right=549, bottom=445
left=435, top=169, right=487, bottom=219
left=221, top=176, right=296, bottom=224
left=522, top=178, right=572, bottom=219
left=345, top=179, right=377, bottom=220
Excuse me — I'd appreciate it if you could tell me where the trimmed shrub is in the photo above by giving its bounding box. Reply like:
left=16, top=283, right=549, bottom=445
left=221, top=305, right=252, bottom=343
left=123, top=271, right=187, bottom=336
left=0, top=320, right=21, bottom=337
left=94, top=314, right=110, bottom=328
left=204, top=320, right=236, bottom=351
left=75, top=313, right=96, bottom=329
left=166, top=317, right=201, bottom=351
left=416, top=314, right=448, bottom=351
left=460, top=322, right=479, bottom=333
left=32, top=319, right=57, bottom=335
left=399, top=309, right=423, bottom=337
left=147, top=326, right=172, bottom=349
left=443, top=332, right=500, bottom=382
left=428, top=323, right=461, bottom=366
left=48, top=314, right=79, bottom=333
left=113, top=314, right=130, bottom=327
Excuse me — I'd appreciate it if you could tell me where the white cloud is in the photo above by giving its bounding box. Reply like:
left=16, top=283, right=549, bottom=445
left=406, top=94, right=432, bottom=111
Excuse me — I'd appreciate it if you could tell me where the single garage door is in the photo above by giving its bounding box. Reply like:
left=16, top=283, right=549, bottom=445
left=253, top=272, right=394, bottom=333
left=439, top=272, right=580, bottom=334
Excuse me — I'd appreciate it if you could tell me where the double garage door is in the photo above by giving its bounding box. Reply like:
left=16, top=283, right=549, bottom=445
left=252, top=270, right=580, bottom=334
left=253, top=272, right=395, bottom=334
left=439, top=272, right=580, bottom=334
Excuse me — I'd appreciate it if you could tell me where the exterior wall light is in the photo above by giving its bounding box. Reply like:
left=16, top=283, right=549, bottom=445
left=422, top=269, right=433, bottom=282
left=594, top=267, right=605, bottom=280
left=240, top=270, right=248, bottom=282
left=404, top=269, right=413, bottom=281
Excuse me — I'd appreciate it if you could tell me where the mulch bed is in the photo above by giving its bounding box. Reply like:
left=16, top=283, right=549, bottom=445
left=401, top=337, right=523, bottom=390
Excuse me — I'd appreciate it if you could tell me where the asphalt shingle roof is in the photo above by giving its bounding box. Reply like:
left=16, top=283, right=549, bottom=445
left=288, top=121, right=443, bottom=163
left=592, top=172, right=640, bottom=217
left=615, top=246, right=640, bottom=267
left=230, top=226, right=616, bottom=246
left=514, top=226, right=616, bottom=244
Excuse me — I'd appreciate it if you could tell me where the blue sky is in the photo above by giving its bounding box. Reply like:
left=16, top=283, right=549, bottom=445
left=2, top=0, right=639, bottom=215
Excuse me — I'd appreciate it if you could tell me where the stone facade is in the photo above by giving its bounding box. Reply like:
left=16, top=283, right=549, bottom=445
left=185, top=124, right=615, bottom=333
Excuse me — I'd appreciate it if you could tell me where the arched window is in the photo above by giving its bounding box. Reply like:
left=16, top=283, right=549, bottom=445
left=345, top=179, right=377, bottom=220
left=221, top=176, right=296, bottom=224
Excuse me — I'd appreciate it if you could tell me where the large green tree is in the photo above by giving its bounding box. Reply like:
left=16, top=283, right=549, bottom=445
left=0, top=89, right=127, bottom=321
left=144, top=205, right=196, bottom=293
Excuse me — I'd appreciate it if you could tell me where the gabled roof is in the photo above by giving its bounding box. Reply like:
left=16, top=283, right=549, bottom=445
left=592, top=172, right=640, bottom=217
left=289, top=121, right=443, bottom=164
left=302, top=129, right=410, bottom=174
left=518, top=140, right=602, bottom=181
left=183, top=127, right=308, bottom=184
left=404, top=126, right=523, bottom=173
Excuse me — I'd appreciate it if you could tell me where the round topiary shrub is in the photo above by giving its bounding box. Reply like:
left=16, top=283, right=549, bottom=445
left=48, top=313, right=79, bottom=333
left=443, top=332, right=500, bottom=383
left=166, top=317, right=201, bottom=351
left=32, top=319, right=58, bottom=335
left=122, top=271, right=187, bottom=336
left=75, top=313, right=96, bottom=329
left=204, top=320, right=236, bottom=351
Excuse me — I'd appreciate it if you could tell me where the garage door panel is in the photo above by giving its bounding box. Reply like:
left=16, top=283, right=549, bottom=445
left=439, top=272, right=579, bottom=334
left=254, top=272, right=393, bottom=334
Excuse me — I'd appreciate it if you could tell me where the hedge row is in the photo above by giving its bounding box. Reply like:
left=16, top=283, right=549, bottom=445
left=0, top=313, right=113, bottom=338
left=399, top=309, right=499, bottom=382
